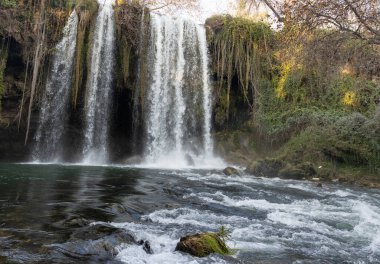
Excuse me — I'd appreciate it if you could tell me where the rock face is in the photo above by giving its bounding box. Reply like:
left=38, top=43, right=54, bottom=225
left=223, top=167, right=240, bottom=176
left=175, top=233, right=229, bottom=257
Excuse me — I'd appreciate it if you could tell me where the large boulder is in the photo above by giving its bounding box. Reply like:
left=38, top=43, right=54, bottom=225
left=175, top=232, right=230, bottom=257
left=223, top=167, right=240, bottom=176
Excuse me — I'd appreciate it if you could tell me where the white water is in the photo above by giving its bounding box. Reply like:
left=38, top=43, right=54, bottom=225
left=32, top=11, right=78, bottom=162
left=82, top=0, right=115, bottom=164
left=144, top=14, right=221, bottom=168
left=103, top=171, right=380, bottom=264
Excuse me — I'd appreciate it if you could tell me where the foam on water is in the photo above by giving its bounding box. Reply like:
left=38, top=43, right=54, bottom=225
left=103, top=219, right=231, bottom=264
left=106, top=171, right=380, bottom=263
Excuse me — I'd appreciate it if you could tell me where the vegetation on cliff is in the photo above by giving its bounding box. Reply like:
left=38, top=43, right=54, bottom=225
left=208, top=14, right=380, bottom=181
left=0, top=0, right=74, bottom=128
left=72, top=0, right=98, bottom=108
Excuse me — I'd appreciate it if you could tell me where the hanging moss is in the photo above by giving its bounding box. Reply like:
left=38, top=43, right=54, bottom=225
left=114, top=2, right=149, bottom=90
left=71, top=0, right=98, bottom=108
left=114, top=1, right=150, bottom=140
left=207, top=15, right=274, bottom=122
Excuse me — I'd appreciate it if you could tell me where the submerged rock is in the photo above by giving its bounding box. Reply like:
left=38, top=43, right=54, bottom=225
left=175, top=232, right=230, bottom=257
left=223, top=167, right=240, bottom=176
left=62, top=216, right=89, bottom=228
left=49, top=223, right=135, bottom=262
left=104, top=203, right=127, bottom=215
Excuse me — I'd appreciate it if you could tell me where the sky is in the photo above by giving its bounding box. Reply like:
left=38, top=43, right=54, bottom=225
left=199, top=0, right=232, bottom=20
left=159, top=0, right=274, bottom=24
left=154, top=0, right=234, bottom=23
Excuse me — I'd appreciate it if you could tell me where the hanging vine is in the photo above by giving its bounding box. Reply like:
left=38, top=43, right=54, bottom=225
left=207, top=15, right=274, bottom=123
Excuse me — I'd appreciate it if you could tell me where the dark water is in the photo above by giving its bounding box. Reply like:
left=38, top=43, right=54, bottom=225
left=0, top=164, right=379, bottom=263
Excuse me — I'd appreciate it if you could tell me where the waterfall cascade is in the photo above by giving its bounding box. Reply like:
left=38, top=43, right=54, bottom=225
left=32, top=8, right=222, bottom=167
left=144, top=14, right=221, bottom=168
left=32, top=11, right=78, bottom=162
left=82, top=0, right=116, bottom=164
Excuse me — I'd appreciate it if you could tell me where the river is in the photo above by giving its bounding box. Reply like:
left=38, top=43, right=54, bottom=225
left=0, top=164, right=379, bottom=263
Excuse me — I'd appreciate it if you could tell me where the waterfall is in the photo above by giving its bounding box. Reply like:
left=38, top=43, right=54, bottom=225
left=82, top=0, right=115, bottom=164
left=144, top=14, right=219, bottom=168
left=32, top=11, right=78, bottom=162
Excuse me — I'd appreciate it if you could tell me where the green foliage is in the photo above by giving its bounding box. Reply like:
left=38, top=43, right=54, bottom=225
left=218, top=226, right=231, bottom=242
left=0, top=0, right=17, bottom=8
left=76, top=0, right=98, bottom=13
left=276, top=111, right=380, bottom=173
left=49, top=0, right=76, bottom=9
left=201, top=233, right=231, bottom=256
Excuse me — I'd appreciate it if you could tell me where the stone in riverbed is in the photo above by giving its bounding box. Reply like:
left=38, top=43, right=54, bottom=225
left=138, top=240, right=153, bottom=254
left=175, top=232, right=230, bottom=257
left=223, top=167, right=240, bottom=176
left=49, top=223, right=136, bottom=262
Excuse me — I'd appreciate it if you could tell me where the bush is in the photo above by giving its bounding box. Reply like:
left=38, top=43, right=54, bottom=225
left=0, top=0, right=17, bottom=8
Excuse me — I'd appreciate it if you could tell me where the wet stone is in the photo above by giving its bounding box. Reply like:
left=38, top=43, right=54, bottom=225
left=138, top=240, right=153, bottom=254
left=223, top=167, right=240, bottom=176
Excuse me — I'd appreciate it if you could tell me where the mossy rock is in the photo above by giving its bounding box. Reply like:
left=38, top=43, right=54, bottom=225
left=246, top=158, right=286, bottom=177
left=223, top=167, right=240, bottom=176
left=175, top=232, right=230, bottom=257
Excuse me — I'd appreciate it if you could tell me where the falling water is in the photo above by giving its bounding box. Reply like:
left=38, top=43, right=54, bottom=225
left=144, top=14, right=219, bottom=168
left=82, top=0, right=115, bottom=164
left=32, top=11, right=78, bottom=162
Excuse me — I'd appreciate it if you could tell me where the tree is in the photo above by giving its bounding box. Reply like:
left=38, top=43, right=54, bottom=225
left=238, top=0, right=380, bottom=45
left=236, top=0, right=284, bottom=21
left=287, top=0, right=380, bottom=44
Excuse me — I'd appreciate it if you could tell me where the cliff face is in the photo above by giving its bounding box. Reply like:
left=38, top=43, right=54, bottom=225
left=0, top=1, right=72, bottom=161
left=0, top=1, right=147, bottom=162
